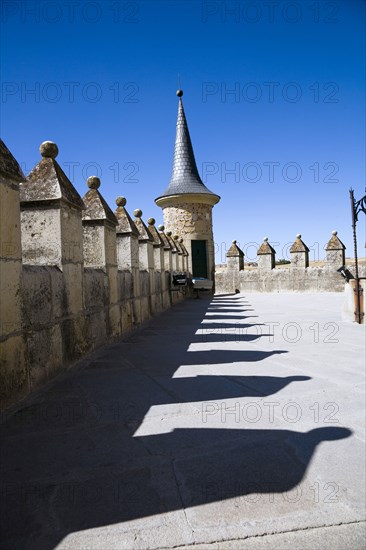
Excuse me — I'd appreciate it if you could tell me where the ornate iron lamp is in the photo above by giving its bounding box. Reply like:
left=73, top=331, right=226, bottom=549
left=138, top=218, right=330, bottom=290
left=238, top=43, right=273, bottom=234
left=349, top=188, right=366, bottom=323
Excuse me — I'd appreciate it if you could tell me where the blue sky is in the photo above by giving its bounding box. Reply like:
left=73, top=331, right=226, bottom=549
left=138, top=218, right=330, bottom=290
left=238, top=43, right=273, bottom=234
left=1, top=0, right=365, bottom=262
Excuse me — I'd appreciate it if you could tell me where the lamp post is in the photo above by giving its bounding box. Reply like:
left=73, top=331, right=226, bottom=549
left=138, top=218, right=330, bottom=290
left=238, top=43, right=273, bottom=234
left=349, top=188, right=366, bottom=324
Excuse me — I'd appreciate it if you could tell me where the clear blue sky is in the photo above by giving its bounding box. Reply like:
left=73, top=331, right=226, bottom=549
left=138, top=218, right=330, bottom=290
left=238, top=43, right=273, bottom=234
left=1, top=0, right=365, bottom=262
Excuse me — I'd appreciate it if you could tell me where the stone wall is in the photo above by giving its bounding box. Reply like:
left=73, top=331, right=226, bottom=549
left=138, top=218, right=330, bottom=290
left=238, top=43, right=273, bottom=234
left=216, top=235, right=366, bottom=296
left=0, top=140, right=190, bottom=409
left=161, top=200, right=216, bottom=279
left=163, top=203, right=213, bottom=236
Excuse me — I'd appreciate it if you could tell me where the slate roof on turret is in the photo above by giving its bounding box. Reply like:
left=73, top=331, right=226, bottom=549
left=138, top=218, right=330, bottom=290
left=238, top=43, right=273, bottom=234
left=156, top=91, right=220, bottom=201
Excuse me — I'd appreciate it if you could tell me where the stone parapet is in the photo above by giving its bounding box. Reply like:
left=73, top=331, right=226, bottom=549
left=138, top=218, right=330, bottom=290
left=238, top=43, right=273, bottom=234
left=257, top=237, right=276, bottom=270
left=0, top=140, right=191, bottom=409
left=215, top=231, right=355, bottom=295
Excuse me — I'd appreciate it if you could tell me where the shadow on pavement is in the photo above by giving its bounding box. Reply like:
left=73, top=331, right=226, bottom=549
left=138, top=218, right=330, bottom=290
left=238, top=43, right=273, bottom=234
left=0, top=294, right=352, bottom=549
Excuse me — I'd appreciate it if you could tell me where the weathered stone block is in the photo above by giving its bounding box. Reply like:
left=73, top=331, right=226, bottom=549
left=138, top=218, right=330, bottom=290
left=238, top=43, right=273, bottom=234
left=326, top=249, right=345, bottom=267
left=138, top=242, right=154, bottom=271
left=27, top=325, right=63, bottom=389
left=63, top=263, right=84, bottom=315
left=116, top=235, right=139, bottom=270
left=163, top=249, right=173, bottom=272
left=258, top=255, right=274, bottom=270
left=21, top=208, right=62, bottom=266
left=83, top=311, right=106, bottom=350
left=61, top=205, right=83, bottom=263
left=120, top=300, right=134, bottom=333
left=154, top=246, right=164, bottom=271
left=139, top=271, right=150, bottom=297
left=0, top=183, right=22, bottom=260
left=84, top=269, right=106, bottom=310
left=0, top=260, right=23, bottom=332
left=124, top=270, right=133, bottom=299
left=22, top=266, right=52, bottom=327
left=291, top=252, right=308, bottom=268
left=83, top=225, right=105, bottom=269
left=61, top=316, right=89, bottom=360
left=0, top=335, right=27, bottom=406
left=49, top=267, right=66, bottom=320
left=132, top=267, right=141, bottom=300
left=140, top=296, right=150, bottom=322
left=108, top=304, right=121, bottom=337
left=105, top=226, right=117, bottom=266
left=107, top=265, right=118, bottom=305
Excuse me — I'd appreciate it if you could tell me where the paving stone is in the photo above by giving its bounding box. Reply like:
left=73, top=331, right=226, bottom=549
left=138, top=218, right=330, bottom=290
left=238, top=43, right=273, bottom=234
left=1, top=293, right=364, bottom=549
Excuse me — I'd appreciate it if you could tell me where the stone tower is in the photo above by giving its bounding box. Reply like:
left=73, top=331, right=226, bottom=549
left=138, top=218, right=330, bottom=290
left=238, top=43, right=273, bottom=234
left=155, top=90, right=220, bottom=281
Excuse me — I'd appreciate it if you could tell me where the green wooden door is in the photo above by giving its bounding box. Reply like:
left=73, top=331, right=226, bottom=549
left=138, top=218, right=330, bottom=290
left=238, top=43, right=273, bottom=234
left=191, top=240, right=208, bottom=278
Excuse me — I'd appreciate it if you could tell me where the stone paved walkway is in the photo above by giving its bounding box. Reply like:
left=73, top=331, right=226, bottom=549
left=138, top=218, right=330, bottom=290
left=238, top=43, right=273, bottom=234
left=1, top=293, right=365, bottom=549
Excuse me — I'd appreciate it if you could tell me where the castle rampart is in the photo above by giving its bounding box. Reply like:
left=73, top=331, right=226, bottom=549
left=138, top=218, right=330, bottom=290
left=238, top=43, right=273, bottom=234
left=0, top=140, right=189, bottom=409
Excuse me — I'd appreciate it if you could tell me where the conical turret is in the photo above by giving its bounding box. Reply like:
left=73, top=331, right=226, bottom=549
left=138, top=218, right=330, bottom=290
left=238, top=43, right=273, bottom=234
left=156, top=90, right=220, bottom=203
left=155, top=90, right=220, bottom=284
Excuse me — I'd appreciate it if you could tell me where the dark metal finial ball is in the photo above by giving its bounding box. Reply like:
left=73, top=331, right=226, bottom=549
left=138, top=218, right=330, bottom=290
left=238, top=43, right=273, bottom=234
left=176, top=89, right=183, bottom=97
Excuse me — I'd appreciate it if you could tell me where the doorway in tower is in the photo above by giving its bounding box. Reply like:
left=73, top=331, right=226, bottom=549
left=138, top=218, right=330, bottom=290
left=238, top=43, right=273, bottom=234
left=191, top=240, right=208, bottom=278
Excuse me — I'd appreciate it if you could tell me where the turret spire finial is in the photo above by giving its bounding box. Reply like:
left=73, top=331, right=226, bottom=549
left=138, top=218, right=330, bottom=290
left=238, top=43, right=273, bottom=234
left=177, top=72, right=182, bottom=96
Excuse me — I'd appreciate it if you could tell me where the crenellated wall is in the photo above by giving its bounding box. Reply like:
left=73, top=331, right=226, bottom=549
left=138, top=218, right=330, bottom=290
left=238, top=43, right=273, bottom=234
left=216, top=235, right=366, bottom=296
left=1, top=138, right=364, bottom=408
left=0, top=140, right=190, bottom=409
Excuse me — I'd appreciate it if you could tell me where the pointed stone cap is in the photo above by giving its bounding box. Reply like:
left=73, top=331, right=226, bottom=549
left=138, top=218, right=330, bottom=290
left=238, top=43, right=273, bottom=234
left=147, top=218, right=164, bottom=247
left=115, top=197, right=139, bottom=236
left=155, top=91, right=220, bottom=205
left=165, top=230, right=179, bottom=252
left=179, top=238, right=189, bottom=256
left=0, top=139, right=25, bottom=182
left=257, top=237, right=276, bottom=255
left=133, top=209, right=154, bottom=242
left=289, top=234, right=310, bottom=253
left=82, top=177, right=118, bottom=225
left=157, top=224, right=173, bottom=250
left=325, top=230, right=346, bottom=251
left=20, top=141, right=84, bottom=208
left=173, top=235, right=184, bottom=254
left=226, top=240, right=244, bottom=257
